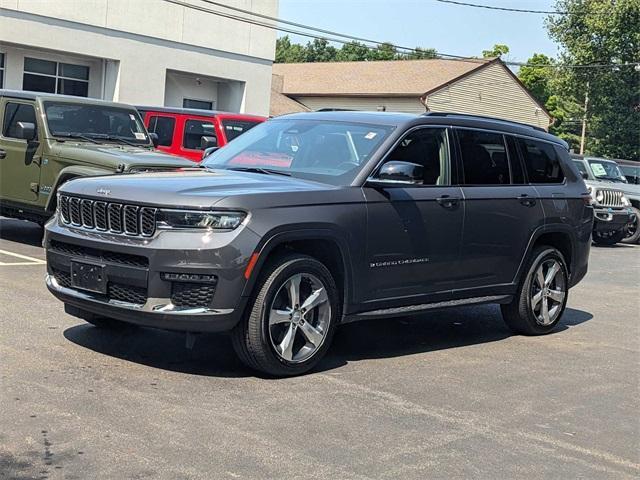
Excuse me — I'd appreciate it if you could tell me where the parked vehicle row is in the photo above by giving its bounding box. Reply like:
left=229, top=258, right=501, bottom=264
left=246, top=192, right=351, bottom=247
left=0, top=90, right=265, bottom=225
left=572, top=154, right=639, bottom=245
left=44, top=111, right=593, bottom=376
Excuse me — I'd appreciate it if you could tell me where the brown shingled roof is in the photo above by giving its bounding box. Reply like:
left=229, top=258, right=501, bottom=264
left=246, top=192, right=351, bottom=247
left=272, top=58, right=490, bottom=97
left=270, top=74, right=311, bottom=117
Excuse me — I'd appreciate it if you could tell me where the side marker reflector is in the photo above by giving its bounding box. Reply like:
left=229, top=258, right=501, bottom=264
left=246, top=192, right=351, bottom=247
left=244, top=252, right=259, bottom=279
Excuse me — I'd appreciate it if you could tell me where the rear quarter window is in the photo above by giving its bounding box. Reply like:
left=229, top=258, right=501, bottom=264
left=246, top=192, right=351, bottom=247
left=518, top=138, right=565, bottom=184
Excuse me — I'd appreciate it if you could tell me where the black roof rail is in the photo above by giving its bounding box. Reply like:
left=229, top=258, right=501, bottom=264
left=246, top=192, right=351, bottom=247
left=315, top=108, right=356, bottom=112
left=421, top=111, right=547, bottom=132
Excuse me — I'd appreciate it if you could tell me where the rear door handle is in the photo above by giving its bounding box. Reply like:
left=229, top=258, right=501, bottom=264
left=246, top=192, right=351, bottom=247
left=436, top=195, right=460, bottom=209
left=518, top=194, right=536, bottom=207
left=0, top=149, right=6, bottom=159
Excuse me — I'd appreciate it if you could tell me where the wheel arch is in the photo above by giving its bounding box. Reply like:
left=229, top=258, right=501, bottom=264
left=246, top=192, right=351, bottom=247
left=240, top=226, right=354, bottom=318
left=514, top=225, right=577, bottom=284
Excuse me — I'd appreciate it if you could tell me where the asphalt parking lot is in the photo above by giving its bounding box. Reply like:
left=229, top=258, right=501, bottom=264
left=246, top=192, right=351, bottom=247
left=0, top=217, right=638, bottom=480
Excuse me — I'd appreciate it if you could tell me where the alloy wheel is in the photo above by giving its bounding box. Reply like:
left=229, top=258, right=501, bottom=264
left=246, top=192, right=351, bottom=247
left=268, top=273, right=331, bottom=363
left=530, top=259, right=566, bottom=326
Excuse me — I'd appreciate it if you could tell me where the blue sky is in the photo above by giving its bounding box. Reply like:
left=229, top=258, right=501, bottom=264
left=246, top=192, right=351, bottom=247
left=278, top=0, right=561, bottom=62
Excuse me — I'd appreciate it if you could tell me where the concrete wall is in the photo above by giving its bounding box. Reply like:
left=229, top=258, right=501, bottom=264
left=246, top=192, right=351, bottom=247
left=0, top=0, right=277, bottom=115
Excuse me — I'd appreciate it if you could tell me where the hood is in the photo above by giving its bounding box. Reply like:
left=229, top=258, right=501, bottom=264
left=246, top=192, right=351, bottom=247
left=59, top=169, right=338, bottom=209
left=51, top=142, right=193, bottom=169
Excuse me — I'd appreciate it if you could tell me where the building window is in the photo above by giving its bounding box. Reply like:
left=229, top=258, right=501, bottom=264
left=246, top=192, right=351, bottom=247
left=0, top=53, right=5, bottom=89
left=147, top=116, right=176, bottom=147
left=23, top=57, right=89, bottom=97
left=183, top=98, right=213, bottom=110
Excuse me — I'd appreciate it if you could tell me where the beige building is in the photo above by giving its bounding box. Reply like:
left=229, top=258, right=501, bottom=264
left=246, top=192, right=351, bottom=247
left=0, top=0, right=278, bottom=115
left=271, top=58, right=551, bottom=130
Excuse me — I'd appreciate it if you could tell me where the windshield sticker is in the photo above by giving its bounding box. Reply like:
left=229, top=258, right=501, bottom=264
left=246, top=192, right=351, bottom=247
left=129, top=114, right=136, bottom=121
left=591, top=163, right=607, bottom=177
left=134, top=132, right=146, bottom=140
left=365, top=132, right=377, bottom=140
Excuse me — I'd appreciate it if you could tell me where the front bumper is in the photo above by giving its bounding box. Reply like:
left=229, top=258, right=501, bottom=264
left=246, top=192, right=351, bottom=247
left=44, top=218, right=260, bottom=332
left=592, top=207, right=634, bottom=232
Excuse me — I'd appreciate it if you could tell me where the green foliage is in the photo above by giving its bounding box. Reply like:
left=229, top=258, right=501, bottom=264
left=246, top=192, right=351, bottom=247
left=517, top=53, right=555, bottom=105
left=547, top=0, right=640, bottom=160
left=482, top=44, right=510, bottom=58
left=274, top=35, right=438, bottom=64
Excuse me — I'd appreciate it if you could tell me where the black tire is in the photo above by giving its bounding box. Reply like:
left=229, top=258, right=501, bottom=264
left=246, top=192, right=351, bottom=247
left=622, top=207, right=640, bottom=244
left=593, top=229, right=626, bottom=246
left=231, top=254, right=340, bottom=377
left=501, top=245, right=569, bottom=335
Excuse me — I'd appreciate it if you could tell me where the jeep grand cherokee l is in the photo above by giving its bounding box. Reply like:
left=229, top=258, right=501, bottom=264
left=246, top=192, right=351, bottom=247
left=45, top=111, right=592, bottom=376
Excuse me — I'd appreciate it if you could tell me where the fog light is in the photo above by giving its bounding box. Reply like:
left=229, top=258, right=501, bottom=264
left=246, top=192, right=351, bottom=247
left=161, top=273, right=218, bottom=283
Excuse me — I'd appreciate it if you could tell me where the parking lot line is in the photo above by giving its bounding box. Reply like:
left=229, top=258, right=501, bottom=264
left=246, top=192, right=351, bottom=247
left=0, top=248, right=46, bottom=265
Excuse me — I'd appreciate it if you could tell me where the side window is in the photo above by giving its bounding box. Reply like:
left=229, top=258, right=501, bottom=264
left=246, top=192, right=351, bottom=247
left=573, top=160, right=588, bottom=176
left=457, top=129, right=510, bottom=185
left=2, top=102, right=37, bottom=139
left=518, top=138, right=565, bottom=184
left=148, top=115, right=175, bottom=147
left=183, top=119, right=216, bottom=150
left=383, top=127, right=450, bottom=185
left=505, top=135, right=525, bottom=184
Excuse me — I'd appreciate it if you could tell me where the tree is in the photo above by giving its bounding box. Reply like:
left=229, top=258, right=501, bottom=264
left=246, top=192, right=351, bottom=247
left=518, top=53, right=555, bottom=105
left=304, top=38, right=338, bottom=62
left=406, top=47, right=438, bottom=60
left=336, top=41, right=370, bottom=62
left=482, top=44, right=510, bottom=58
left=275, top=36, right=306, bottom=63
left=367, top=42, right=398, bottom=61
left=546, top=0, right=640, bottom=160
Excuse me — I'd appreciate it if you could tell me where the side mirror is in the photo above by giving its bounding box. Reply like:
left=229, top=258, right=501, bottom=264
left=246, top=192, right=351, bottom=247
left=581, top=171, right=589, bottom=180
left=148, top=132, right=159, bottom=148
left=200, top=135, right=218, bottom=150
left=17, top=122, right=36, bottom=141
left=202, top=146, right=219, bottom=160
left=372, top=161, right=424, bottom=185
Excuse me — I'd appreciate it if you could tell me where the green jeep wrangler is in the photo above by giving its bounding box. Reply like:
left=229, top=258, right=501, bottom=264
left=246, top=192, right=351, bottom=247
left=0, top=90, right=192, bottom=225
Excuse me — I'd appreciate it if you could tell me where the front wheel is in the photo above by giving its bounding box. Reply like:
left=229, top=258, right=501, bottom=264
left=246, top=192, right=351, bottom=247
left=231, top=254, right=340, bottom=376
left=501, top=246, right=568, bottom=335
left=593, top=229, right=625, bottom=246
left=622, top=207, right=640, bottom=244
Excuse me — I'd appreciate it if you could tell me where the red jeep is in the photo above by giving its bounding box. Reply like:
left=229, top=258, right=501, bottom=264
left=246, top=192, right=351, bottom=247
left=137, top=106, right=266, bottom=162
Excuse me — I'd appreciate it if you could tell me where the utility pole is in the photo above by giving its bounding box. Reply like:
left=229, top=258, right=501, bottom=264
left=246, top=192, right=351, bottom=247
left=579, top=82, right=589, bottom=155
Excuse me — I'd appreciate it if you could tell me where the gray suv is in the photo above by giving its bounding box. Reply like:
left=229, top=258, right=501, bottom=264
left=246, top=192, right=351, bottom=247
left=45, top=112, right=592, bottom=376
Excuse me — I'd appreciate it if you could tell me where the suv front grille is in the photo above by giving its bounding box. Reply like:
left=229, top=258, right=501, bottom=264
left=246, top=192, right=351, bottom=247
left=598, top=189, right=624, bottom=207
left=49, top=240, right=148, bottom=268
left=59, top=195, right=156, bottom=237
left=51, top=267, right=148, bottom=305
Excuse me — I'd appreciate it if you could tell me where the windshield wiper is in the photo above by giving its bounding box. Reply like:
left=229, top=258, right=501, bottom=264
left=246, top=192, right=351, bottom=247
left=54, top=132, right=100, bottom=144
left=89, top=134, right=142, bottom=148
left=226, top=166, right=291, bottom=176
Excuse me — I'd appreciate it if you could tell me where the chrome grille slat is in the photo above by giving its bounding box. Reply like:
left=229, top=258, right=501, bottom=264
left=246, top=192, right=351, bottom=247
left=600, top=188, right=623, bottom=207
left=58, top=196, right=156, bottom=237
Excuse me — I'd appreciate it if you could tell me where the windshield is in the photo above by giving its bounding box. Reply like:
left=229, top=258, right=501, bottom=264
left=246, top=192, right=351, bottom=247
left=44, top=101, right=150, bottom=145
left=203, top=118, right=394, bottom=186
left=588, top=159, right=626, bottom=183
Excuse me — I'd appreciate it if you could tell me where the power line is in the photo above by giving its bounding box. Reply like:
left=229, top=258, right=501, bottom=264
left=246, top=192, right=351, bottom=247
left=434, top=0, right=566, bottom=14
left=162, top=0, right=640, bottom=71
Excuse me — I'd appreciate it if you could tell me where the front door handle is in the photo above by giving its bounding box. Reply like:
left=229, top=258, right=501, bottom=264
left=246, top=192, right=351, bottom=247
left=0, top=149, right=6, bottom=159
left=518, top=194, right=537, bottom=207
left=436, top=195, right=460, bottom=209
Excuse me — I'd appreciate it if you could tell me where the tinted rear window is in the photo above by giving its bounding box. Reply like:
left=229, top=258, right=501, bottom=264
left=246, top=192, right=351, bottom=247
left=148, top=116, right=175, bottom=147
left=222, top=119, right=261, bottom=142
left=518, top=138, right=565, bottom=184
left=457, top=129, right=510, bottom=185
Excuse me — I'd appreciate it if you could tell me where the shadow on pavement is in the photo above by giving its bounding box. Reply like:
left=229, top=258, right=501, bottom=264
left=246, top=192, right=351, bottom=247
left=63, top=304, right=593, bottom=378
left=0, top=218, right=44, bottom=247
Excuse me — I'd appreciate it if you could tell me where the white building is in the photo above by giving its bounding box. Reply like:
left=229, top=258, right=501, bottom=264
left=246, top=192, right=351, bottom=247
left=0, top=0, right=278, bottom=115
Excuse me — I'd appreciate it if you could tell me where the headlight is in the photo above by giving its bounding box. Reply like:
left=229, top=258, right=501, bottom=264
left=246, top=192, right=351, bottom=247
left=621, top=195, right=630, bottom=207
left=595, top=190, right=604, bottom=203
left=156, top=210, right=246, bottom=230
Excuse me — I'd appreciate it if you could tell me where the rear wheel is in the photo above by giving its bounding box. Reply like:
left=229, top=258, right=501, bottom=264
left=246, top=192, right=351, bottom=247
left=501, top=246, right=568, bottom=335
left=232, top=254, right=339, bottom=376
left=593, top=229, right=625, bottom=246
left=622, top=207, right=640, bottom=244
